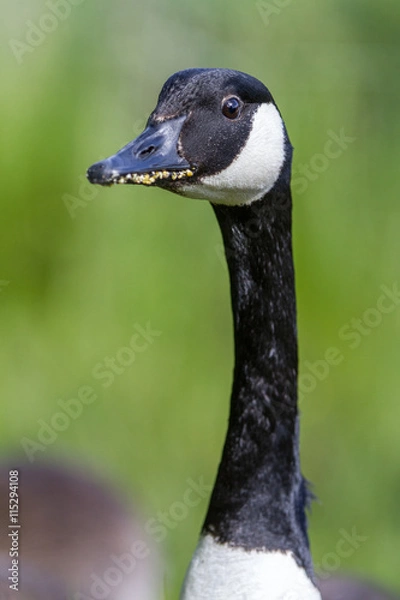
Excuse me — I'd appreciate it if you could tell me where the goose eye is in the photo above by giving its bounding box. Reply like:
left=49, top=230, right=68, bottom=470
left=222, top=97, right=241, bottom=119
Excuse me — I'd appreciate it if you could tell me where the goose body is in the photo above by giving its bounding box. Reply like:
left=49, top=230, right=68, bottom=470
left=87, top=68, right=398, bottom=600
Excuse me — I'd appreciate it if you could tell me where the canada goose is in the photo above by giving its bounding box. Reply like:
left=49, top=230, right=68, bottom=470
left=87, top=68, right=398, bottom=600
left=0, top=460, right=160, bottom=600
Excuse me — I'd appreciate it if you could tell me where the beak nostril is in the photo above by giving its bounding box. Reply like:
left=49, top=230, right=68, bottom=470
left=138, top=145, right=156, bottom=159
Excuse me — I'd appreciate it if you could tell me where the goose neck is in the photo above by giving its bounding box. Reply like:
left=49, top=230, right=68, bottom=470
left=202, top=188, right=312, bottom=573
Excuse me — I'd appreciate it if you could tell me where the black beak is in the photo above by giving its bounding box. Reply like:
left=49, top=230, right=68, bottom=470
left=87, top=115, right=193, bottom=186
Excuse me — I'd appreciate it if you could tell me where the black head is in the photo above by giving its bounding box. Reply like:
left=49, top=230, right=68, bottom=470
left=87, top=68, right=291, bottom=205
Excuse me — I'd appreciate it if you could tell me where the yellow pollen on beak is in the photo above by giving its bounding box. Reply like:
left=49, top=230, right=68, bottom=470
left=113, top=169, right=194, bottom=186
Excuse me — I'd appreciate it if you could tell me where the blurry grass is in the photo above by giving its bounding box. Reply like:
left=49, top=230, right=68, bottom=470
left=1, top=0, right=400, bottom=595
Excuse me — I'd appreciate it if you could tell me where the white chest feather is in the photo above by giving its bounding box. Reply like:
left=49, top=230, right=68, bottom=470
left=180, top=535, right=321, bottom=600
left=180, top=103, right=286, bottom=206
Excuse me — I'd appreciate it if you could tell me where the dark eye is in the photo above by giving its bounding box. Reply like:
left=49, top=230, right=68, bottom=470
left=222, top=97, right=242, bottom=119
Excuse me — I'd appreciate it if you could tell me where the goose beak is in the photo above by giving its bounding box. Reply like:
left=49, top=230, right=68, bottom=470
left=86, top=115, right=194, bottom=187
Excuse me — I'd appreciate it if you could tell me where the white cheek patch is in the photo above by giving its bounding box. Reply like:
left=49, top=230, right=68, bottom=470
left=180, top=535, right=321, bottom=600
left=180, top=103, right=286, bottom=206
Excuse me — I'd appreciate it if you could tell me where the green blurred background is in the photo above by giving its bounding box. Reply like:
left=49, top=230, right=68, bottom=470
left=1, top=0, right=400, bottom=595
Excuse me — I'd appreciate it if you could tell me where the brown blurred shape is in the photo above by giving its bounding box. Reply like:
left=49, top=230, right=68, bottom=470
left=0, top=460, right=160, bottom=600
left=318, top=576, right=399, bottom=600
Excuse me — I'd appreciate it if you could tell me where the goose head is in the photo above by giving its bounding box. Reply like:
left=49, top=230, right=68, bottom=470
left=87, top=68, right=291, bottom=206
